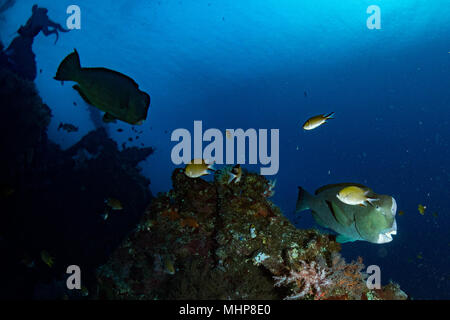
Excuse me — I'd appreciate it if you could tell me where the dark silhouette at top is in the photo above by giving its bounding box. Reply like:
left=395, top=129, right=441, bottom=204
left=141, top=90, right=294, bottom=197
left=0, top=0, right=15, bottom=15
left=17, top=5, right=69, bottom=44
left=1, top=4, right=69, bottom=81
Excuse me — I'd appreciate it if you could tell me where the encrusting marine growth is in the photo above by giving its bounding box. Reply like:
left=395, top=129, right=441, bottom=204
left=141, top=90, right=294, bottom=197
left=96, top=167, right=407, bottom=300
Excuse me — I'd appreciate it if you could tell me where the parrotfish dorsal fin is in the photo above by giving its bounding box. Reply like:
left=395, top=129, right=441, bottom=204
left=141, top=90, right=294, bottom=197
left=314, top=183, right=369, bottom=195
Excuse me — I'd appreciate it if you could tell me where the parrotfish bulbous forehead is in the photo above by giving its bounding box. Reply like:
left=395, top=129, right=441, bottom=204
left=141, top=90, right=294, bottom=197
left=355, top=195, right=398, bottom=244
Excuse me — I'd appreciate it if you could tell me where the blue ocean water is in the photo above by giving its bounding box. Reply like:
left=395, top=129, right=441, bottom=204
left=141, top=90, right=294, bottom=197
left=1, top=0, right=449, bottom=299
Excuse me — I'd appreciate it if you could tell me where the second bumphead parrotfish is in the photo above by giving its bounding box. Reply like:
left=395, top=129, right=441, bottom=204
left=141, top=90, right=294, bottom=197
left=296, top=183, right=398, bottom=244
left=54, top=49, right=151, bottom=125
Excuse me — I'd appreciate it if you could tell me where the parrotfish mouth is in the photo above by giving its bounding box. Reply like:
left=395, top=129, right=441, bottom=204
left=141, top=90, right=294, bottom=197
left=377, top=220, right=397, bottom=244
left=376, top=197, right=398, bottom=244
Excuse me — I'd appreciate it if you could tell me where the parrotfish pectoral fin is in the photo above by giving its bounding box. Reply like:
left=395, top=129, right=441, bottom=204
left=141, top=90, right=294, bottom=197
left=330, top=201, right=353, bottom=227
left=296, top=187, right=312, bottom=213
left=336, top=235, right=356, bottom=243
left=73, top=85, right=94, bottom=105
left=367, top=198, right=379, bottom=206
left=103, top=113, right=117, bottom=123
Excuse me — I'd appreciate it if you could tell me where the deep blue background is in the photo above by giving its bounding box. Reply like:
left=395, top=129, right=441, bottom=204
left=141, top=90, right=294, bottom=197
left=1, top=0, right=449, bottom=299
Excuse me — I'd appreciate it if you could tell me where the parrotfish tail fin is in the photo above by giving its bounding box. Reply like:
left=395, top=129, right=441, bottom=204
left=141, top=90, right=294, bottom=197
left=325, top=112, right=335, bottom=119
left=227, top=173, right=236, bottom=184
left=54, top=49, right=81, bottom=81
left=296, top=186, right=312, bottom=213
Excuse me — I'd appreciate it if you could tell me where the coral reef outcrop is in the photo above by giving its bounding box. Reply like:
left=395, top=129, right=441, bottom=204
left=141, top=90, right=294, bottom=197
left=96, top=168, right=407, bottom=300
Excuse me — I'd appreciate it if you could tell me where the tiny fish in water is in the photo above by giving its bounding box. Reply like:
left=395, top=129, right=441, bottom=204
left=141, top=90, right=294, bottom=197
left=164, top=257, right=175, bottom=275
left=117, top=128, right=124, bottom=132
left=73, top=101, right=77, bottom=106
left=227, top=164, right=242, bottom=184
left=418, top=204, right=426, bottom=215
left=302, top=112, right=335, bottom=131
left=41, top=250, right=55, bottom=268
left=105, top=198, right=123, bottom=210
left=184, top=159, right=215, bottom=178
left=398, top=210, right=405, bottom=216
left=58, top=122, right=79, bottom=133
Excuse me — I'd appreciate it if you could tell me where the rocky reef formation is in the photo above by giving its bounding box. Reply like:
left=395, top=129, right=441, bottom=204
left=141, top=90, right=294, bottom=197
left=96, top=168, right=407, bottom=300
left=0, top=68, right=154, bottom=299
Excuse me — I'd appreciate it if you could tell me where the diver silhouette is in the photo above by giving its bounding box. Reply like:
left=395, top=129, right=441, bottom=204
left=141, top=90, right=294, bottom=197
left=2, top=4, right=69, bottom=81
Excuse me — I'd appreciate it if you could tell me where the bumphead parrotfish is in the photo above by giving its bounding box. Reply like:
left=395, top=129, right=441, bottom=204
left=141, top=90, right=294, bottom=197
left=54, top=49, right=150, bottom=125
left=296, top=183, right=397, bottom=244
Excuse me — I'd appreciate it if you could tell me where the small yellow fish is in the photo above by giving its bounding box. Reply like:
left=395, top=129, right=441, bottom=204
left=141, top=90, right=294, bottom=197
left=184, top=159, right=215, bottom=178
left=336, top=186, right=379, bottom=207
left=164, top=257, right=175, bottom=275
left=105, top=198, right=123, bottom=210
left=398, top=210, right=405, bottom=216
left=418, top=204, right=426, bottom=215
left=302, top=112, right=335, bottom=131
left=227, top=164, right=242, bottom=184
left=417, top=254, right=423, bottom=260
left=41, top=250, right=55, bottom=268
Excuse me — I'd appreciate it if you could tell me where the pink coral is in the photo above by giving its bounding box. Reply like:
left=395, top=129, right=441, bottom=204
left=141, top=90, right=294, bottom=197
left=273, top=260, right=332, bottom=299
left=274, top=253, right=369, bottom=300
